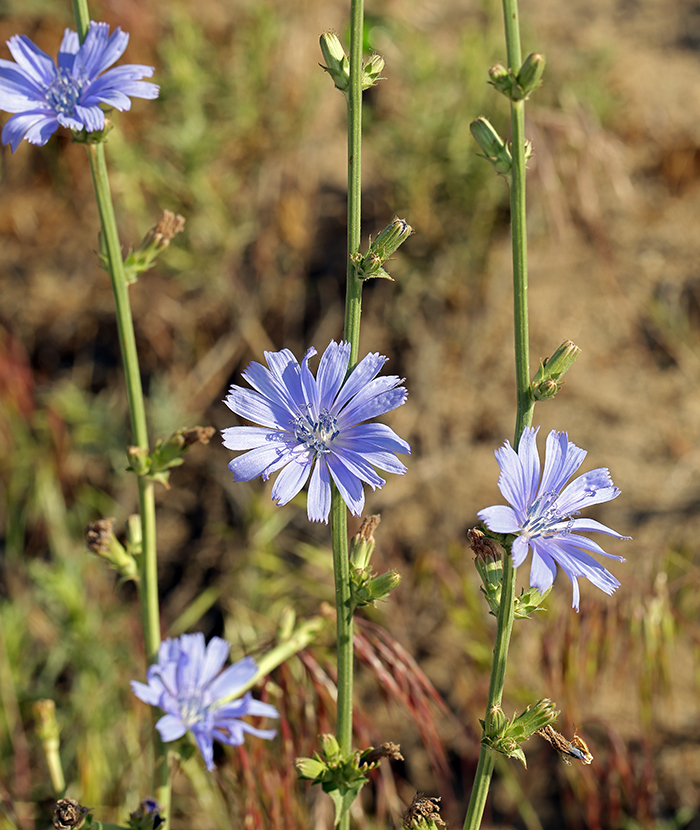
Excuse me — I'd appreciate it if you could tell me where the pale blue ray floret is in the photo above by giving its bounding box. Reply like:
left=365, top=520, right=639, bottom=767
left=0, top=21, right=159, bottom=152
left=222, top=340, right=411, bottom=523
left=478, top=426, right=629, bottom=610
left=131, top=633, right=278, bottom=771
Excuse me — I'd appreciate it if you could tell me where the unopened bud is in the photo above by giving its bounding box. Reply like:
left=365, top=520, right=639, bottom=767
left=470, top=117, right=512, bottom=175
left=320, top=32, right=350, bottom=92
left=488, top=62, right=515, bottom=98
left=362, top=54, right=385, bottom=89
left=531, top=339, right=581, bottom=400
left=516, top=52, right=546, bottom=98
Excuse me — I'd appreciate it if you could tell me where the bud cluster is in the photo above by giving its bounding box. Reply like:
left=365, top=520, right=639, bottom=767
left=489, top=52, right=546, bottom=101
left=320, top=32, right=385, bottom=95
left=531, top=339, right=582, bottom=401
left=482, top=699, right=558, bottom=767
left=296, top=733, right=401, bottom=825
left=351, top=217, right=414, bottom=281
left=349, top=515, right=401, bottom=607
left=127, top=426, right=216, bottom=487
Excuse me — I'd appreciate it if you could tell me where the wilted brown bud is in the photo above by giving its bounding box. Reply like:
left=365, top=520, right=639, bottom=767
left=53, top=799, right=91, bottom=830
left=148, top=210, right=185, bottom=248
left=181, top=426, right=216, bottom=447
left=85, top=518, right=115, bottom=555
left=402, top=792, right=446, bottom=829
left=361, top=741, right=404, bottom=767
left=468, top=527, right=504, bottom=562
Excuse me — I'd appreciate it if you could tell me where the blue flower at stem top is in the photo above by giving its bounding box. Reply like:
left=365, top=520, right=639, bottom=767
left=478, top=426, right=629, bottom=610
left=0, top=21, right=159, bottom=152
left=223, top=340, right=410, bottom=523
left=131, top=633, right=278, bottom=771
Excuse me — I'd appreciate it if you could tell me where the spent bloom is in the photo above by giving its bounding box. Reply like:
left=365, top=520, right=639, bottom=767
left=0, top=21, right=159, bottom=152
left=478, top=426, right=629, bottom=610
left=131, top=633, right=278, bottom=771
left=223, top=340, right=410, bottom=523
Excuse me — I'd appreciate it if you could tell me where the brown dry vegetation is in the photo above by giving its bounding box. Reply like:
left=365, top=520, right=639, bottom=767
left=2, top=0, right=700, bottom=827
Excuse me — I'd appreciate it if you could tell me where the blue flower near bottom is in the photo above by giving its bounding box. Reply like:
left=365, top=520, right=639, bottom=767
left=131, top=633, right=278, bottom=770
left=477, top=426, right=629, bottom=610
left=222, top=340, right=410, bottom=523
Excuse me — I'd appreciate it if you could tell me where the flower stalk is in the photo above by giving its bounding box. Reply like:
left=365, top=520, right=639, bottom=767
left=337, top=0, right=364, bottom=825
left=464, top=0, right=534, bottom=823
left=71, top=0, right=168, bottom=820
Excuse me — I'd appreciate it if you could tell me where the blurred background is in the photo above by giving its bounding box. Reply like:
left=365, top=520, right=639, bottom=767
left=1, top=0, right=699, bottom=827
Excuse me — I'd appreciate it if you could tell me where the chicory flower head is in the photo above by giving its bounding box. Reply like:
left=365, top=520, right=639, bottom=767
left=131, top=633, right=278, bottom=771
left=0, top=21, right=159, bottom=152
left=478, top=426, right=629, bottom=610
left=223, top=340, right=410, bottom=523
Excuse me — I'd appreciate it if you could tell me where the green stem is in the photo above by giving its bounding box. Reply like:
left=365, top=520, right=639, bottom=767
left=464, top=0, right=534, bottom=825
left=333, top=3, right=364, bottom=828
left=463, top=553, right=516, bottom=830
left=85, top=141, right=170, bottom=826
left=344, top=0, right=365, bottom=366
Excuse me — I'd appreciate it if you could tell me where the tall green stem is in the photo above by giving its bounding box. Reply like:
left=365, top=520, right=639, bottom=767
left=71, top=0, right=169, bottom=817
left=464, top=0, right=534, bottom=825
left=344, top=0, right=365, bottom=366
left=331, top=2, right=365, bottom=828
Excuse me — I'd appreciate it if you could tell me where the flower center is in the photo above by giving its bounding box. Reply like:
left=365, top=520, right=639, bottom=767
left=522, top=490, right=566, bottom=538
left=292, top=408, right=339, bottom=454
left=45, top=67, right=86, bottom=116
left=178, top=690, right=208, bottom=727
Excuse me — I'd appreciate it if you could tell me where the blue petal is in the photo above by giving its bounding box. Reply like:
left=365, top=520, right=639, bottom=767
left=556, top=468, right=620, bottom=514
left=200, top=636, right=231, bottom=689
left=528, top=540, right=558, bottom=594
left=538, top=430, right=587, bottom=497
left=307, top=458, right=332, bottom=522
left=300, top=347, right=320, bottom=413
left=58, top=29, right=80, bottom=65
left=338, top=386, right=408, bottom=430
left=270, top=455, right=313, bottom=506
left=207, top=656, right=258, bottom=702
left=327, top=453, right=365, bottom=516
left=493, top=440, right=529, bottom=518
left=564, top=518, right=630, bottom=542
left=330, top=445, right=385, bottom=489
left=2, top=110, right=58, bottom=151
left=225, top=386, right=293, bottom=430
left=264, top=348, right=306, bottom=408
left=228, top=444, right=295, bottom=482
left=339, top=422, right=411, bottom=455
left=130, top=679, right=162, bottom=706
left=191, top=725, right=216, bottom=770
left=557, top=531, right=627, bottom=561
left=155, top=714, right=187, bottom=743
left=477, top=504, right=520, bottom=534
left=0, top=62, right=46, bottom=110
left=222, top=425, right=286, bottom=451
left=73, top=104, right=104, bottom=131
left=6, top=35, right=56, bottom=86
left=516, top=426, right=541, bottom=511
left=332, top=351, right=387, bottom=412
left=317, top=340, right=351, bottom=408
left=510, top=534, right=530, bottom=567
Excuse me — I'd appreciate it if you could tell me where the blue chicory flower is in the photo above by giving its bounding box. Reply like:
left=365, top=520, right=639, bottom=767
left=0, top=21, right=159, bottom=152
left=477, top=426, right=629, bottom=610
left=131, top=633, right=278, bottom=771
left=222, top=340, right=411, bottom=523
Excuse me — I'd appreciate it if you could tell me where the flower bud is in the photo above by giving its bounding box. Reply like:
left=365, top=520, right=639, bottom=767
left=295, top=756, right=328, bottom=780
left=320, top=32, right=350, bottom=93
left=362, top=54, right=385, bottom=89
left=516, top=52, right=546, bottom=98
left=488, top=62, right=515, bottom=98
left=353, top=217, right=414, bottom=280
left=470, top=117, right=512, bottom=176
left=531, top=339, right=581, bottom=400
